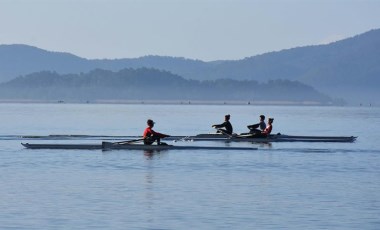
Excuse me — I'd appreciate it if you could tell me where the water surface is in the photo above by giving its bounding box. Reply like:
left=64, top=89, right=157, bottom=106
left=0, top=103, right=379, bottom=229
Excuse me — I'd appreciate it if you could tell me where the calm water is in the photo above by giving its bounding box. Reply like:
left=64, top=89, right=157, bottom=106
left=0, top=103, right=379, bottom=229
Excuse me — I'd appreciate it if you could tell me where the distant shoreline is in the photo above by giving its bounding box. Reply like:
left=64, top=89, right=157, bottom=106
left=0, top=99, right=335, bottom=106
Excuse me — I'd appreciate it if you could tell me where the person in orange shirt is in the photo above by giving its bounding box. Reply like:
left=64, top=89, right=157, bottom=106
left=143, top=119, right=170, bottom=145
left=261, top=118, right=274, bottom=136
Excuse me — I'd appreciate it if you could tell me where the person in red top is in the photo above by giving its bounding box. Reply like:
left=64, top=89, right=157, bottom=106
left=143, top=119, right=170, bottom=145
left=261, top=118, right=274, bottom=136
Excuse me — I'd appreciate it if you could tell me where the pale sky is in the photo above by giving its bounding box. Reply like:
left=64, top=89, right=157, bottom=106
left=1, top=0, right=380, bottom=61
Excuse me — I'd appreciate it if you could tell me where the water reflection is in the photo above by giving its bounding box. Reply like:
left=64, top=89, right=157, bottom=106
left=143, top=150, right=155, bottom=224
left=144, top=150, right=155, bottom=159
left=256, top=142, right=273, bottom=148
left=143, top=150, right=166, bottom=159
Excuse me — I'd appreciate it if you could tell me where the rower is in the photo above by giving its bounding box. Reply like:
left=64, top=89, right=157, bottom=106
left=212, top=114, right=233, bottom=135
left=261, top=118, right=274, bottom=136
left=247, top=115, right=266, bottom=134
left=143, top=119, right=170, bottom=145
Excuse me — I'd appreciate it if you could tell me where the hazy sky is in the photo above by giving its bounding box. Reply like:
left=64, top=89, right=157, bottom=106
left=1, top=0, right=380, bottom=61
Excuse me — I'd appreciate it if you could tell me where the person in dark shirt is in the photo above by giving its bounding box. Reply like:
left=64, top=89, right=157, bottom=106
left=212, top=114, right=233, bottom=135
left=247, top=115, right=266, bottom=134
left=143, top=119, right=170, bottom=145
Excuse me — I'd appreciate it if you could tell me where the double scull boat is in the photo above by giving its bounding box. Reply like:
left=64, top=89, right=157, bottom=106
left=179, top=133, right=357, bottom=143
left=17, top=133, right=357, bottom=142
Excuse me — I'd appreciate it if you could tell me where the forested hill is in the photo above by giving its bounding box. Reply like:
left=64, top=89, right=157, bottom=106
left=0, top=68, right=332, bottom=104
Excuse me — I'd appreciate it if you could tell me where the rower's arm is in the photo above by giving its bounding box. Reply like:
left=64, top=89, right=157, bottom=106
left=212, top=122, right=226, bottom=129
left=247, top=123, right=259, bottom=129
left=151, top=129, right=170, bottom=138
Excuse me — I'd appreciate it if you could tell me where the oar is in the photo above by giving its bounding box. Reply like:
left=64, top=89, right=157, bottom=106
left=101, top=138, right=144, bottom=149
left=114, top=138, right=144, bottom=145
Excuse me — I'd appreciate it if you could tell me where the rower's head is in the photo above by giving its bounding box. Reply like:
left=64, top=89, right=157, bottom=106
left=268, top=118, right=274, bottom=124
left=225, top=114, right=230, bottom=121
left=147, top=119, right=155, bottom=127
left=260, top=115, right=265, bottom=121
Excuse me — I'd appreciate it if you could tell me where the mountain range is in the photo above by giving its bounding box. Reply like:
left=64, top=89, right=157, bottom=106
left=1, top=29, right=379, bottom=104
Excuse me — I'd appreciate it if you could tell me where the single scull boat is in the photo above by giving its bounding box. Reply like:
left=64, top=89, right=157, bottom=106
left=21, top=142, right=258, bottom=151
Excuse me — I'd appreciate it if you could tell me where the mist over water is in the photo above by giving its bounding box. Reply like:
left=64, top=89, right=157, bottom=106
left=0, top=103, right=379, bottom=229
